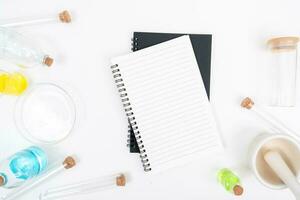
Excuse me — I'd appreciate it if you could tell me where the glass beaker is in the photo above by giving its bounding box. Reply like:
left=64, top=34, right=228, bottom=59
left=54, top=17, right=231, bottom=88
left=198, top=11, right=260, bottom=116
left=267, top=36, right=299, bottom=107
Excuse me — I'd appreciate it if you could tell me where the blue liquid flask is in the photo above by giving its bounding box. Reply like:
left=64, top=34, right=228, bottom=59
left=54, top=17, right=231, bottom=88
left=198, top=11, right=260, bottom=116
left=0, top=146, right=48, bottom=188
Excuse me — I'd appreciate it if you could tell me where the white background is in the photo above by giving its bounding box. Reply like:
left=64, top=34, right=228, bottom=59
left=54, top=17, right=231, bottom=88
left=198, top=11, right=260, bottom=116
left=0, top=0, right=300, bottom=199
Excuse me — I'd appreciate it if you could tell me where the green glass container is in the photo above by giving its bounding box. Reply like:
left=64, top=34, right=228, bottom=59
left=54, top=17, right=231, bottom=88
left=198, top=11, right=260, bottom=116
left=217, top=168, right=243, bottom=196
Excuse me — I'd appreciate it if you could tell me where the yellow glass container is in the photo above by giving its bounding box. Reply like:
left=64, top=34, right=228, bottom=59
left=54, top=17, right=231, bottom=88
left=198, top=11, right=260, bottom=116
left=0, top=72, right=28, bottom=95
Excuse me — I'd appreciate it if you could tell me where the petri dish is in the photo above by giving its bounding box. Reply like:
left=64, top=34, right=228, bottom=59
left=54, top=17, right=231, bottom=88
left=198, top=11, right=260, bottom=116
left=14, top=83, right=76, bottom=145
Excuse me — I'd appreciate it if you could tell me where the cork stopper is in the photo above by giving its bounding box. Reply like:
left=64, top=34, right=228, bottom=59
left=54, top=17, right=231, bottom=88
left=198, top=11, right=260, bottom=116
left=63, top=156, right=76, bottom=169
left=267, top=36, right=299, bottom=52
left=0, top=176, right=5, bottom=186
left=241, top=97, right=254, bottom=109
left=116, top=174, right=126, bottom=186
left=43, top=56, right=54, bottom=67
left=233, top=185, right=243, bottom=196
left=59, top=10, right=72, bottom=23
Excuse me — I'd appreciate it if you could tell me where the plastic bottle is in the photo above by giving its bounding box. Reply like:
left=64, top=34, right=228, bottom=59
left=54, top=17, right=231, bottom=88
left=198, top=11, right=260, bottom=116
left=0, top=72, right=28, bottom=95
left=217, top=168, right=243, bottom=196
left=0, top=146, right=48, bottom=188
left=0, top=27, right=53, bottom=68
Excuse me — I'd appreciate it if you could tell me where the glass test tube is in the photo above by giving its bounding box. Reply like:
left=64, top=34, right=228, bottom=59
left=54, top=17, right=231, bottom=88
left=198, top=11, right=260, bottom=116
left=39, top=173, right=126, bottom=200
left=0, top=10, right=71, bottom=28
left=241, top=97, right=300, bottom=141
left=267, top=36, right=299, bottom=107
left=1, top=156, right=76, bottom=200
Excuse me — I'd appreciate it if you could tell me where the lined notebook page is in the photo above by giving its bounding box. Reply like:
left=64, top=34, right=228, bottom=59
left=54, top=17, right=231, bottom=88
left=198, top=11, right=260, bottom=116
left=111, top=36, right=223, bottom=173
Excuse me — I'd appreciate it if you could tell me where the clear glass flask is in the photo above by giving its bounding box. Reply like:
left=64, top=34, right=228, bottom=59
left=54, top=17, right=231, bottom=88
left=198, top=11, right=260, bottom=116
left=267, top=36, right=299, bottom=106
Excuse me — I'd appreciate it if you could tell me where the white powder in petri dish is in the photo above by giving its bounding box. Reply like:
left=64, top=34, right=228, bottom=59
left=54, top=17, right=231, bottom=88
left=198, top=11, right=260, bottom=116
left=15, top=83, right=76, bottom=144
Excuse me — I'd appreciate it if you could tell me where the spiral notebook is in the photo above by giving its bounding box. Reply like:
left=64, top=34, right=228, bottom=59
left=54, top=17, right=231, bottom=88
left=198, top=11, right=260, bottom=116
left=128, top=32, right=212, bottom=153
left=111, top=36, right=222, bottom=173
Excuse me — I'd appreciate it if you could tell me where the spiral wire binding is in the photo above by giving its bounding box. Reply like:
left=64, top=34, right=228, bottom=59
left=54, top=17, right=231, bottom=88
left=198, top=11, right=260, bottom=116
left=131, top=37, right=138, bottom=51
left=126, top=37, right=139, bottom=151
left=127, top=124, right=131, bottom=147
left=111, top=64, right=151, bottom=172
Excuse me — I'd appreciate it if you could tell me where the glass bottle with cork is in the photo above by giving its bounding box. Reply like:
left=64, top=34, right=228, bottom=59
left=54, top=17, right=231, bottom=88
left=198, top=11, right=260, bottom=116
left=217, top=168, right=244, bottom=196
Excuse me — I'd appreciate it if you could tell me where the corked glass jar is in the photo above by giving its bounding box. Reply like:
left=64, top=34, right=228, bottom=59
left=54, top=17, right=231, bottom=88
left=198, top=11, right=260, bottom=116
left=267, top=36, right=299, bottom=107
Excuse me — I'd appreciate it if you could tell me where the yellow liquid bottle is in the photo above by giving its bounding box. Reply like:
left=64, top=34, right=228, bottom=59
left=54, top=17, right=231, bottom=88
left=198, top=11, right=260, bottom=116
left=0, top=72, right=9, bottom=92
left=0, top=72, right=28, bottom=95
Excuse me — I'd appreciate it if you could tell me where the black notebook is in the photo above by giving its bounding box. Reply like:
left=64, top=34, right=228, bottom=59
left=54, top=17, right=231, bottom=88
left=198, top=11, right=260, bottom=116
left=128, top=32, right=212, bottom=153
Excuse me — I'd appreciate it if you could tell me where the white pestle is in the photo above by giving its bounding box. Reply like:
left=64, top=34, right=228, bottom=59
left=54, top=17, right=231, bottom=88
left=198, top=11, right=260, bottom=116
left=264, top=151, right=300, bottom=200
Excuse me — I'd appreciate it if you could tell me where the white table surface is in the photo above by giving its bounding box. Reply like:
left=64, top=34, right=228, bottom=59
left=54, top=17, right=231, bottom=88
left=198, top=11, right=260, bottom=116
left=0, top=0, right=300, bottom=199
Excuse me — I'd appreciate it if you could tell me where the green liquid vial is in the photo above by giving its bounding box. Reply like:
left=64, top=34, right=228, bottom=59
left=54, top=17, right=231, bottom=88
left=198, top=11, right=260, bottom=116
left=217, top=168, right=243, bottom=196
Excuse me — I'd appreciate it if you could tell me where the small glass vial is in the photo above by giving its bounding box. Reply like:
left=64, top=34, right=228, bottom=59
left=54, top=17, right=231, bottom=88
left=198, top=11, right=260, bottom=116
left=217, top=168, right=243, bottom=196
left=0, top=146, right=48, bottom=188
left=0, top=27, right=53, bottom=68
left=267, top=36, right=299, bottom=106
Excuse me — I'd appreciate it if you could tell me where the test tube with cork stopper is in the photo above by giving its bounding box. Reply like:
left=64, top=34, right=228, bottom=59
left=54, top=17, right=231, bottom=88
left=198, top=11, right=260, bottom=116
left=39, top=173, right=127, bottom=200
left=1, top=156, right=76, bottom=200
left=0, top=10, right=72, bottom=28
left=241, top=97, right=300, bottom=141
